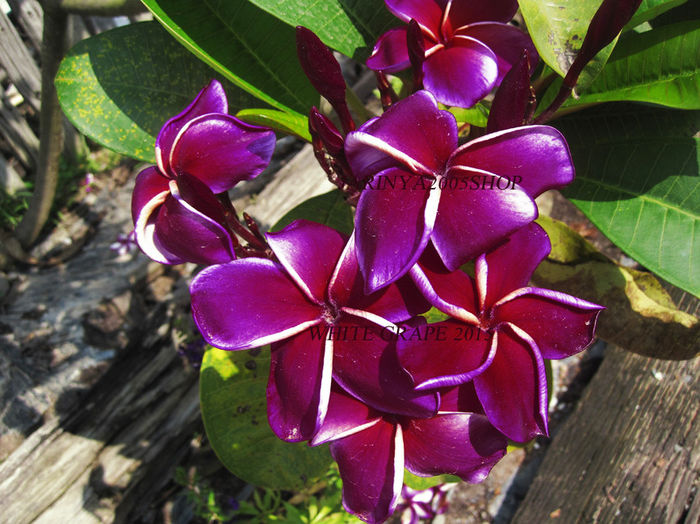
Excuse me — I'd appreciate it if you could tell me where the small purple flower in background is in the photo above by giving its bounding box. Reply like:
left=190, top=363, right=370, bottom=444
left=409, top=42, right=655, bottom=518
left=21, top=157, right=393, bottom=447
left=109, top=230, right=137, bottom=256
left=396, top=483, right=453, bottom=524
left=131, top=79, right=276, bottom=265
left=345, top=90, right=574, bottom=292
left=190, top=220, right=433, bottom=443
left=401, top=223, right=604, bottom=442
left=367, top=0, right=538, bottom=108
left=81, top=172, right=95, bottom=193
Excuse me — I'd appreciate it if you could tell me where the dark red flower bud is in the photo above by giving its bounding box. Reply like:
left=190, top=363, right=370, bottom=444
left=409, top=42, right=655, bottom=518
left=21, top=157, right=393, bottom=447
left=309, top=107, right=344, bottom=157
left=564, top=0, right=644, bottom=89
left=487, top=50, right=536, bottom=133
left=407, top=19, right=425, bottom=89
left=296, top=26, right=355, bottom=134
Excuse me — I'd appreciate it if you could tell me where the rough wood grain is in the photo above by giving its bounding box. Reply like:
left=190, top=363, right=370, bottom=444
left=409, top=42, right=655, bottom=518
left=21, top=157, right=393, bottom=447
left=0, top=10, right=41, bottom=111
left=0, top=84, right=40, bottom=168
left=513, top=332, right=699, bottom=522
left=8, top=0, right=44, bottom=53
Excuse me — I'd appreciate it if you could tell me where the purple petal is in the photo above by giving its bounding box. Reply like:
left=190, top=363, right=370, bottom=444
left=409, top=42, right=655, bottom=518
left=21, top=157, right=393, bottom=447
left=354, top=168, right=439, bottom=292
left=190, top=259, right=323, bottom=350
left=330, top=418, right=403, bottom=524
left=403, top=413, right=507, bottom=483
left=267, top=220, right=347, bottom=305
left=332, top=317, right=439, bottom=418
left=312, top=385, right=383, bottom=445
left=345, top=91, right=458, bottom=178
left=431, top=170, right=537, bottom=271
left=154, top=175, right=236, bottom=265
left=131, top=166, right=182, bottom=264
left=156, top=79, right=228, bottom=177
left=397, top=320, right=495, bottom=390
left=410, top=246, right=479, bottom=321
left=477, top=222, right=551, bottom=310
left=386, top=0, right=443, bottom=39
left=474, top=326, right=548, bottom=442
left=438, top=382, right=484, bottom=414
left=170, top=114, right=276, bottom=194
left=329, top=235, right=430, bottom=322
left=366, top=27, right=411, bottom=73
left=267, top=332, right=332, bottom=442
left=132, top=166, right=169, bottom=222
left=441, top=0, right=518, bottom=28
left=494, top=288, right=604, bottom=359
left=422, top=40, right=498, bottom=108
left=457, top=23, right=538, bottom=84
left=449, top=126, right=574, bottom=197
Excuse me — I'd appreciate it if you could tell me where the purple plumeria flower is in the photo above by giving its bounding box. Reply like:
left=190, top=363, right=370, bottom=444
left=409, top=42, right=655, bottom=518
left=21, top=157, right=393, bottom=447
left=190, top=220, right=434, bottom=443
left=367, top=0, right=537, bottom=107
left=131, top=79, right=276, bottom=265
left=396, top=483, right=453, bottom=524
left=399, top=223, right=604, bottom=442
left=310, top=384, right=506, bottom=524
left=345, top=90, right=574, bottom=292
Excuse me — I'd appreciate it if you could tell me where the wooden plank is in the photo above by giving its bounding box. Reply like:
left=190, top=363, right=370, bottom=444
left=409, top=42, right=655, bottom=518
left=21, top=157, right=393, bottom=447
left=0, top=144, right=336, bottom=523
left=0, top=9, right=41, bottom=111
left=512, top=304, right=699, bottom=522
left=8, top=0, right=43, bottom=53
left=0, top=86, right=39, bottom=168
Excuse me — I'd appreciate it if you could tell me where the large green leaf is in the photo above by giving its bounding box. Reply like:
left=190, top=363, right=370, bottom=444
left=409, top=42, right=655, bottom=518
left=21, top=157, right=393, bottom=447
left=557, top=104, right=700, bottom=297
left=626, top=0, right=688, bottom=29
left=271, top=189, right=355, bottom=234
left=55, top=21, right=262, bottom=163
left=142, top=0, right=318, bottom=117
left=553, top=21, right=700, bottom=109
left=534, top=216, right=698, bottom=360
left=200, top=347, right=332, bottom=490
left=246, top=0, right=396, bottom=61
left=519, top=0, right=618, bottom=87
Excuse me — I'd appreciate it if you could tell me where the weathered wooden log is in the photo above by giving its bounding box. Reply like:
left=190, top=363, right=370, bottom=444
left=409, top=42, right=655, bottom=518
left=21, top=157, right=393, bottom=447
left=512, top=294, right=699, bottom=523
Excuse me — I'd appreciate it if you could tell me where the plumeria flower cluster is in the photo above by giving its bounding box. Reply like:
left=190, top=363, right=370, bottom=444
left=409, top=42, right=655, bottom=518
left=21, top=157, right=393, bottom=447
left=129, top=2, right=608, bottom=521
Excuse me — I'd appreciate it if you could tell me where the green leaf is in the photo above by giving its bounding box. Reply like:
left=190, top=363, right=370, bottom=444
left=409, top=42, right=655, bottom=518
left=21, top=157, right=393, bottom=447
left=246, top=0, right=396, bottom=61
left=519, top=0, right=618, bottom=87
left=200, top=347, right=332, bottom=490
left=237, top=108, right=311, bottom=142
left=554, top=21, right=700, bottom=109
left=625, top=0, right=688, bottom=29
left=534, top=215, right=699, bottom=359
left=142, top=0, right=318, bottom=117
left=55, top=21, right=262, bottom=163
left=557, top=104, right=700, bottom=296
left=448, top=103, right=489, bottom=128
left=271, top=190, right=355, bottom=234
left=403, top=471, right=459, bottom=490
